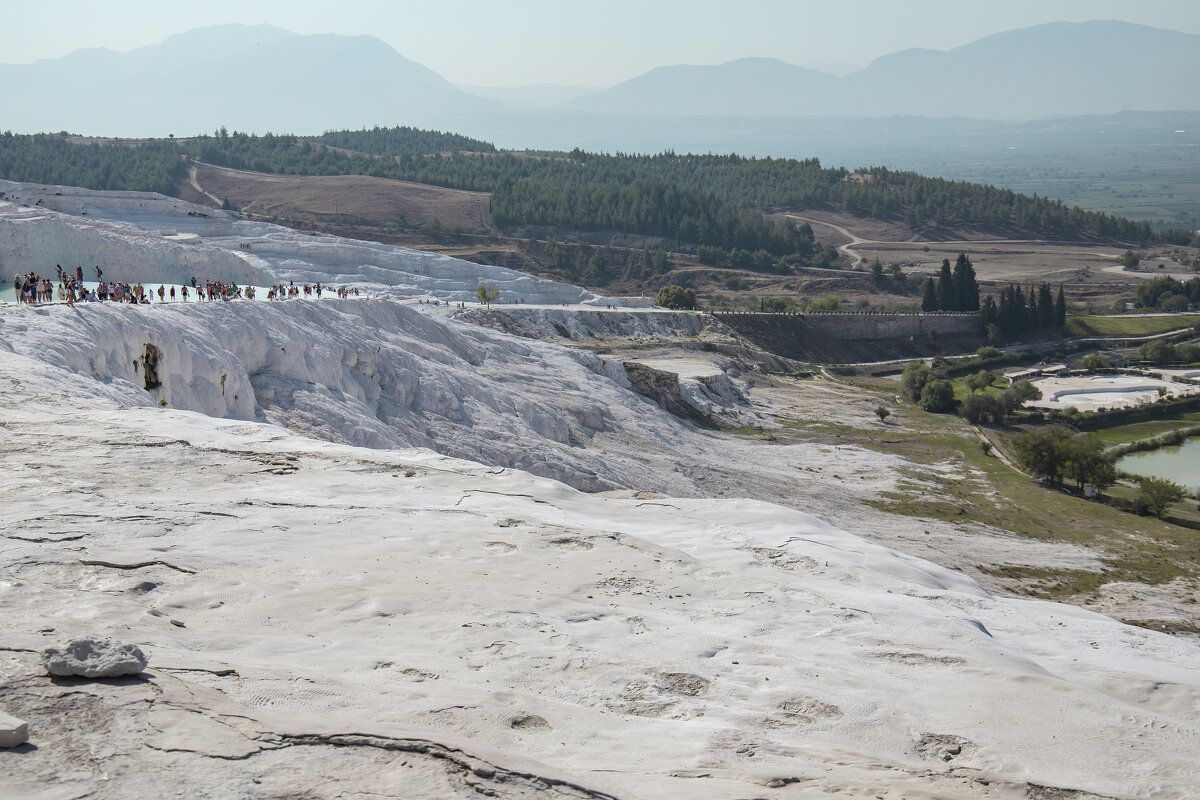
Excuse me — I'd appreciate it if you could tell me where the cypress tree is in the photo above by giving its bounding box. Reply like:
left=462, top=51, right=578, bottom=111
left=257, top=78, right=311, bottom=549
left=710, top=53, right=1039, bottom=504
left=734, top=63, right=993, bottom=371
left=980, top=295, right=998, bottom=331
left=922, top=278, right=939, bottom=312
left=953, top=253, right=979, bottom=311
left=997, top=287, right=1012, bottom=336
left=1037, top=283, right=1055, bottom=328
left=938, top=259, right=957, bottom=310
left=1014, top=286, right=1029, bottom=331
left=1055, top=285, right=1066, bottom=328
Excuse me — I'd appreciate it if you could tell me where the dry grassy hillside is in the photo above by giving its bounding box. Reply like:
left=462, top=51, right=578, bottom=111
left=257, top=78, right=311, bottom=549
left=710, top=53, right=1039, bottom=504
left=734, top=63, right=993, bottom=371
left=176, top=161, right=493, bottom=233
left=168, top=161, right=1158, bottom=314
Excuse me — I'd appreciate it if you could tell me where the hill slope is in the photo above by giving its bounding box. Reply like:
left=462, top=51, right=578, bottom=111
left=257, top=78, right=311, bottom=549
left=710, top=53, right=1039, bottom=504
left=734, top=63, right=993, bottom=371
left=177, top=161, right=494, bottom=233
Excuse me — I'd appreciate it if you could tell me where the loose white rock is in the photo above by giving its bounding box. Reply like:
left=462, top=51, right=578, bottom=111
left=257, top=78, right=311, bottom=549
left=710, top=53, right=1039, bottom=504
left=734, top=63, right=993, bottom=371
left=0, top=711, right=29, bottom=748
left=41, top=638, right=148, bottom=678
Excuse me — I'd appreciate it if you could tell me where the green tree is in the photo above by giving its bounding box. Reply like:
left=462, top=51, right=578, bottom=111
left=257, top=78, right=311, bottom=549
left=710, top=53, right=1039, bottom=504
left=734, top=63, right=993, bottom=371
left=1063, top=435, right=1116, bottom=492
left=1002, top=379, right=1042, bottom=414
left=1139, top=339, right=1177, bottom=363
left=921, top=279, right=939, bottom=312
left=960, top=393, right=1004, bottom=424
left=918, top=379, right=955, bottom=412
left=476, top=285, right=500, bottom=308
left=874, top=405, right=890, bottom=422
left=1137, top=477, right=1184, bottom=518
left=1012, top=426, right=1074, bottom=483
left=1081, top=354, right=1112, bottom=372
left=1178, top=343, right=1200, bottom=363
left=805, top=295, right=840, bottom=312
left=1036, top=283, right=1055, bottom=328
left=900, top=360, right=933, bottom=402
left=655, top=284, right=696, bottom=310
left=937, top=259, right=957, bottom=311
left=1161, top=294, right=1189, bottom=312
left=965, top=370, right=996, bottom=394
left=953, top=253, right=979, bottom=311
left=1119, top=250, right=1140, bottom=268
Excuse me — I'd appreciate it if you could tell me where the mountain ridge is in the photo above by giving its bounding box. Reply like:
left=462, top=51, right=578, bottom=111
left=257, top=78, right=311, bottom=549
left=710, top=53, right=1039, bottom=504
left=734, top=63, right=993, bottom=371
left=3, top=20, right=1197, bottom=140
left=567, top=20, right=1200, bottom=120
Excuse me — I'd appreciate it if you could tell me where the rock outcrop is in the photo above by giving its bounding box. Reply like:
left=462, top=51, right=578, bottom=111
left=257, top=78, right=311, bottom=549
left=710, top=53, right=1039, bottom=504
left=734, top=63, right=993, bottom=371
left=0, top=710, right=29, bottom=748
left=41, top=638, right=148, bottom=678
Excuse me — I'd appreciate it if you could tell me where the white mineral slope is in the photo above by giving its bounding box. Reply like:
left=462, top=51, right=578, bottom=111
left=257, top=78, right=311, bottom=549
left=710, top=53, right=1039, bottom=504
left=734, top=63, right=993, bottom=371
left=2, top=353, right=1199, bottom=800
left=0, top=180, right=604, bottom=305
left=0, top=298, right=780, bottom=493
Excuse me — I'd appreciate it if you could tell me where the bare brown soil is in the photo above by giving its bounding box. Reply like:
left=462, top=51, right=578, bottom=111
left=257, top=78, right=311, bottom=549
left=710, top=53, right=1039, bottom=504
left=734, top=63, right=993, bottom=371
left=177, top=161, right=493, bottom=234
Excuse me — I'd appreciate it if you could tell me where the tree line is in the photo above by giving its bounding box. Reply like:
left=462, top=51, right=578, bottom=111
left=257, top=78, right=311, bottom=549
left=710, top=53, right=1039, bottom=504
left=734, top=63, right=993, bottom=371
left=920, top=253, right=980, bottom=311
left=979, top=283, right=1066, bottom=339
left=1134, top=275, right=1200, bottom=312
left=0, top=132, right=182, bottom=196
left=1, top=127, right=1186, bottom=271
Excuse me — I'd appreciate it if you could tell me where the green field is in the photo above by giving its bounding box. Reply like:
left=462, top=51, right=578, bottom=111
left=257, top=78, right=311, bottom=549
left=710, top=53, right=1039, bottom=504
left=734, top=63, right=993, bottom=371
left=914, top=142, right=1200, bottom=231
left=1089, top=413, right=1200, bottom=446
left=1065, top=314, right=1200, bottom=337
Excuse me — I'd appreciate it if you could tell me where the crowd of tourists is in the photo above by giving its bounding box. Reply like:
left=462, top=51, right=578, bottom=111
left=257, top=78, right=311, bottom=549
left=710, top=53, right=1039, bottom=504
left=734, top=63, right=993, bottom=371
left=8, top=266, right=364, bottom=307
left=264, top=282, right=362, bottom=300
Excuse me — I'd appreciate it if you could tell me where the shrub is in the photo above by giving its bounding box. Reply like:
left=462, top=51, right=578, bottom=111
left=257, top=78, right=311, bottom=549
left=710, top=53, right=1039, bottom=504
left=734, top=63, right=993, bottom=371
left=1137, top=476, right=1185, bottom=518
left=655, top=284, right=696, bottom=310
left=805, top=294, right=840, bottom=312
left=964, top=369, right=997, bottom=394
left=960, top=393, right=1004, bottom=424
left=1139, top=339, right=1177, bottom=363
left=918, top=379, right=955, bottom=412
left=900, top=361, right=932, bottom=402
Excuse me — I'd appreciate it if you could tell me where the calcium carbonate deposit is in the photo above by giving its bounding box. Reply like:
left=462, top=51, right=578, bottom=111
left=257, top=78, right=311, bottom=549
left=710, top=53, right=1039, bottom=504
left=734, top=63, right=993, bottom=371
left=2, top=182, right=1199, bottom=799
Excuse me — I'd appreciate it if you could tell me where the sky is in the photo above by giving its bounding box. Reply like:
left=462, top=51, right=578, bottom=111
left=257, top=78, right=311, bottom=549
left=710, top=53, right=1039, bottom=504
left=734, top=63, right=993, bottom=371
left=2, top=0, right=1198, bottom=87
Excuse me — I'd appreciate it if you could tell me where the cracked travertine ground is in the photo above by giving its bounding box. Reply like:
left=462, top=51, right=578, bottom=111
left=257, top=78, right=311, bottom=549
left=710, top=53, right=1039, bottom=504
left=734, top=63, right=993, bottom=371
left=3, top=182, right=1200, bottom=798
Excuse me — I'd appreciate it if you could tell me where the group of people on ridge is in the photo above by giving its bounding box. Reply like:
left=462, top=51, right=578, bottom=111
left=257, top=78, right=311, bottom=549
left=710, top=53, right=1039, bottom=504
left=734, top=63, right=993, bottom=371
left=9, top=266, right=361, bottom=306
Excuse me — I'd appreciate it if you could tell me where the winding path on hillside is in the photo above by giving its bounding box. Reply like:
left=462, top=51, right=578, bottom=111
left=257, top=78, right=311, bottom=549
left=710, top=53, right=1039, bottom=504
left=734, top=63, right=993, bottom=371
left=786, top=214, right=1126, bottom=270
left=187, top=162, right=223, bottom=208
left=786, top=215, right=873, bottom=267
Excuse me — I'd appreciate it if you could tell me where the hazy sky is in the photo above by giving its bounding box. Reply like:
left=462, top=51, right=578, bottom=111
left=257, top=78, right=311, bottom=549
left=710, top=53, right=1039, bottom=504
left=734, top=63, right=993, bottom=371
left=3, top=0, right=1198, bottom=86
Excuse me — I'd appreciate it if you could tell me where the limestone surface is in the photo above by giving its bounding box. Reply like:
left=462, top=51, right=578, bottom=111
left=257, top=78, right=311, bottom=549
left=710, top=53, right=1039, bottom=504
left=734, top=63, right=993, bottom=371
left=3, top=181, right=1199, bottom=799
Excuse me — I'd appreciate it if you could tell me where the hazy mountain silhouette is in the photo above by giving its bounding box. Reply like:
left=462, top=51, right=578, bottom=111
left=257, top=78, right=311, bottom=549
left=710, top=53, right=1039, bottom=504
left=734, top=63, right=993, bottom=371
left=2, top=20, right=1196, bottom=140
left=457, top=84, right=602, bottom=109
left=0, top=24, right=501, bottom=137
left=560, top=58, right=842, bottom=117
left=564, top=21, right=1200, bottom=120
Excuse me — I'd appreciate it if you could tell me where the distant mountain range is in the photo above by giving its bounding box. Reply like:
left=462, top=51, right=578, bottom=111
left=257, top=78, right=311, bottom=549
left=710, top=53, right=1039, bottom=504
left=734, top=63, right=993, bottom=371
left=1, top=23, right=501, bottom=137
left=2, top=20, right=1197, bottom=145
left=562, top=21, right=1200, bottom=119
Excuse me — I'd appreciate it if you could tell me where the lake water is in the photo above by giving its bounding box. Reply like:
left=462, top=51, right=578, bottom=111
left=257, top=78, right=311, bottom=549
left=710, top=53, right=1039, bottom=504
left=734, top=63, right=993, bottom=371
left=1117, top=438, right=1200, bottom=491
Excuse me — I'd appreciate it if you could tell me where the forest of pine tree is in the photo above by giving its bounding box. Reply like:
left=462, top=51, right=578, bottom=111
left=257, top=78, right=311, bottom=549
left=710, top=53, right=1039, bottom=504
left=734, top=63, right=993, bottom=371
left=979, top=283, right=1067, bottom=339
left=2, top=127, right=1191, bottom=271
left=921, top=253, right=982, bottom=312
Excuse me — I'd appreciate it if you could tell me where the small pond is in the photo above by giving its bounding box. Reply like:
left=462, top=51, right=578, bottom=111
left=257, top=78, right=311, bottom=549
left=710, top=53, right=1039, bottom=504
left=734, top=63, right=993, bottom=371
left=1117, top=437, right=1200, bottom=492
